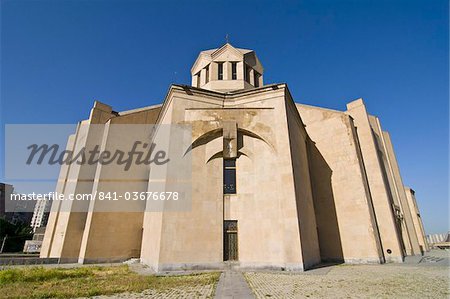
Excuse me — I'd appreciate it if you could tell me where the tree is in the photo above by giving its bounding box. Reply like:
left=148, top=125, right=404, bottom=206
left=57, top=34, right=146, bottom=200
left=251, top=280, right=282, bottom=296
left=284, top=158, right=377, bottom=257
left=0, top=217, right=33, bottom=253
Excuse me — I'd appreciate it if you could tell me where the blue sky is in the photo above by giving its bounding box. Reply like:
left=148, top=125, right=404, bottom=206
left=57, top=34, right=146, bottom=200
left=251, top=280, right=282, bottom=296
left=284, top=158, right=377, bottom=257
left=0, top=0, right=448, bottom=234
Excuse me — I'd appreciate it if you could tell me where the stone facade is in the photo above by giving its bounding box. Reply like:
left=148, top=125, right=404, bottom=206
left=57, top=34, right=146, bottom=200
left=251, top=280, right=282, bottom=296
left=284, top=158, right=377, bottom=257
left=40, top=43, right=428, bottom=270
left=404, top=187, right=429, bottom=253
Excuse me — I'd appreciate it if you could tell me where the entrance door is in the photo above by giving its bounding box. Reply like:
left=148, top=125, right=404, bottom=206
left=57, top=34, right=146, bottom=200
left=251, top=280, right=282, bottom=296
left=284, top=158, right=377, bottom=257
left=224, top=220, right=238, bottom=261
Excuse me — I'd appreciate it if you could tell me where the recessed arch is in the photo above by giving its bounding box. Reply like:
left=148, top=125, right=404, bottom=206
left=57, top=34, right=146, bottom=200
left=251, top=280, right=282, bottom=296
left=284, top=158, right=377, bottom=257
left=184, top=128, right=222, bottom=157
left=184, top=126, right=275, bottom=157
left=206, top=151, right=250, bottom=164
left=238, top=128, right=276, bottom=152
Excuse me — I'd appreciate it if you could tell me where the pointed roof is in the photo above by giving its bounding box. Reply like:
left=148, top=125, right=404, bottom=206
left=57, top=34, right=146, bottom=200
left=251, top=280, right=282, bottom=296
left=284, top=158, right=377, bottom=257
left=200, top=43, right=253, bottom=56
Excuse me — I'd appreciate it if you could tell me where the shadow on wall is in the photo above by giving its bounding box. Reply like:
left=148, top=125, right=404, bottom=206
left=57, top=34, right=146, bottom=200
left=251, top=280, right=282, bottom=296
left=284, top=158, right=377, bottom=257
left=307, top=140, right=344, bottom=264
left=371, top=130, right=407, bottom=257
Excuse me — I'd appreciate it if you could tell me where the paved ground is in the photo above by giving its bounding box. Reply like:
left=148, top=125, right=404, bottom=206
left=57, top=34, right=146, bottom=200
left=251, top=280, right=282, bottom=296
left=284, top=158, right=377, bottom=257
left=404, top=248, right=450, bottom=266
left=84, top=284, right=217, bottom=299
left=244, top=252, right=450, bottom=299
left=215, top=271, right=254, bottom=299
left=3, top=250, right=449, bottom=298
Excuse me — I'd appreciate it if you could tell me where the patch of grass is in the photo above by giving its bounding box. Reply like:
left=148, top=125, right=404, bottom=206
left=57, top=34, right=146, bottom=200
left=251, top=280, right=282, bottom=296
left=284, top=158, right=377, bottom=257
left=0, top=266, right=95, bottom=284
left=0, top=265, right=220, bottom=299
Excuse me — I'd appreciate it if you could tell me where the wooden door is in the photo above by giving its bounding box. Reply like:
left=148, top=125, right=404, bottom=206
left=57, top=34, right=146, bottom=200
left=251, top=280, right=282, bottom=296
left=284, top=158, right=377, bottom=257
left=224, top=220, right=238, bottom=261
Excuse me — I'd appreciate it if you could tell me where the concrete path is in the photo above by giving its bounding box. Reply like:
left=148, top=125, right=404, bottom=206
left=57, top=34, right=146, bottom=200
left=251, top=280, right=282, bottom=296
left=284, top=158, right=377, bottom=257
left=215, top=271, right=254, bottom=299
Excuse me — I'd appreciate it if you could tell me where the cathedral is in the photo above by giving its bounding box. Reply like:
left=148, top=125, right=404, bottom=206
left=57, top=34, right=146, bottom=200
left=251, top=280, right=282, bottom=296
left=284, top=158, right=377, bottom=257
left=40, top=43, right=428, bottom=271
